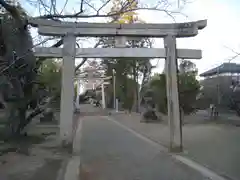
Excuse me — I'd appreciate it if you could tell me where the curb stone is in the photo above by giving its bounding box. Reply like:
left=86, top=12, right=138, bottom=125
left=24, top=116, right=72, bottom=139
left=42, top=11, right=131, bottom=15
left=63, top=117, right=82, bottom=180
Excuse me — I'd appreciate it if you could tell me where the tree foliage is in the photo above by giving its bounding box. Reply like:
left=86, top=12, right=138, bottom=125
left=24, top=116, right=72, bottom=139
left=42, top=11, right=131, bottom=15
left=111, top=0, right=139, bottom=23
left=37, top=59, right=61, bottom=97
left=0, top=3, right=62, bottom=137
left=145, top=60, right=200, bottom=115
left=0, top=3, right=40, bottom=136
left=99, top=0, right=153, bottom=112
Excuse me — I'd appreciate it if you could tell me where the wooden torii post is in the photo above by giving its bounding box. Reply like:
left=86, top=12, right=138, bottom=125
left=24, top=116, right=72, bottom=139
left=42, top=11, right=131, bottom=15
left=30, top=18, right=207, bottom=152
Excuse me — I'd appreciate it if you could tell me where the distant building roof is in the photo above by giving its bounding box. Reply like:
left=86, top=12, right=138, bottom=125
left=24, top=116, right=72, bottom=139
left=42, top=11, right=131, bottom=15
left=199, top=63, right=240, bottom=77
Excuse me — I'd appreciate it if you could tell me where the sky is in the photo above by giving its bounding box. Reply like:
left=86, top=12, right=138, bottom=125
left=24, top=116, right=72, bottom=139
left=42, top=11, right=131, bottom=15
left=19, top=0, right=240, bottom=75
left=138, top=0, right=240, bottom=75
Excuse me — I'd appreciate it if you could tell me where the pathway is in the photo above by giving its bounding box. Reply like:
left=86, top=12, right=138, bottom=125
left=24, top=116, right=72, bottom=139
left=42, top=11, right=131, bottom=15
left=79, top=113, right=207, bottom=180
left=111, top=112, right=240, bottom=180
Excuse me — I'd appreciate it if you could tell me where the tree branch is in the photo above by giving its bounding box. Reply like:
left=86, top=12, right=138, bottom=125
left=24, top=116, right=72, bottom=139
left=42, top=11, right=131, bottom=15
left=97, top=0, right=111, bottom=14
left=0, top=0, right=19, bottom=19
left=0, top=0, right=24, bottom=26
left=37, top=7, right=182, bottom=19
left=52, top=39, right=63, bottom=48
left=224, top=45, right=240, bottom=56
left=223, top=45, right=240, bottom=62
left=35, top=38, right=64, bottom=68
left=75, top=38, right=103, bottom=72
left=80, top=0, right=84, bottom=13
left=19, top=96, right=57, bottom=132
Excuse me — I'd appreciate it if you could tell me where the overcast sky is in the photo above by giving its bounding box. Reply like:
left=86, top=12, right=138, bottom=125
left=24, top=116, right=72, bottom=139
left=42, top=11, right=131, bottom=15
left=139, top=0, right=240, bottom=74
left=20, top=0, right=240, bottom=75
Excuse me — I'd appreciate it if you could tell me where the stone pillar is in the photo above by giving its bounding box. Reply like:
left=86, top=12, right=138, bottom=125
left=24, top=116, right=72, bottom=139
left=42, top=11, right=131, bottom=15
left=164, top=35, right=182, bottom=152
left=75, top=79, right=80, bottom=109
left=101, top=83, right=106, bottom=109
left=116, top=98, right=119, bottom=112
left=113, top=70, right=116, bottom=109
left=60, top=33, right=76, bottom=147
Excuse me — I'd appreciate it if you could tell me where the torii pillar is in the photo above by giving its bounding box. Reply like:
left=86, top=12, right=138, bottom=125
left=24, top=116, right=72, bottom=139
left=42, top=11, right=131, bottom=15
left=60, top=33, right=76, bottom=148
left=164, top=35, right=182, bottom=152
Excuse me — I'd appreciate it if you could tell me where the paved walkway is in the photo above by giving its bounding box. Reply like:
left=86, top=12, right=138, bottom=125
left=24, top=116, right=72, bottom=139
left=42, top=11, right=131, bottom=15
left=111, top=112, right=240, bottom=180
left=80, top=115, right=208, bottom=180
left=78, top=104, right=109, bottom=117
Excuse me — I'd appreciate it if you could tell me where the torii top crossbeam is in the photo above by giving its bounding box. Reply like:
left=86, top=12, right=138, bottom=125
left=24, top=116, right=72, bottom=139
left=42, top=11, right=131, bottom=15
left=28, top=18, right=207, bottom=38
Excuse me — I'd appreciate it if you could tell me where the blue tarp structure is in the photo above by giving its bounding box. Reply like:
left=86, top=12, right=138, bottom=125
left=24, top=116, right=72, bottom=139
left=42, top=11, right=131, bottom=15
left=199, top=63, right=240, bottom=77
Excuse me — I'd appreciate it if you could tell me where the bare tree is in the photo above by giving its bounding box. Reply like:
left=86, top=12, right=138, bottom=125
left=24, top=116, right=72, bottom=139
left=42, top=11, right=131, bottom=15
left=0, top=0, right=188, bottom=69
left=0, top=0, right=188, bottom=136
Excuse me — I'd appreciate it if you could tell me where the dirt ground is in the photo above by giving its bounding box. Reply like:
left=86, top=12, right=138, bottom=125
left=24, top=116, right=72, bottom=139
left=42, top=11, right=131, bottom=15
left=0, top=111, right=80, bottom=180
left=0, top=133, right=70, bottom=180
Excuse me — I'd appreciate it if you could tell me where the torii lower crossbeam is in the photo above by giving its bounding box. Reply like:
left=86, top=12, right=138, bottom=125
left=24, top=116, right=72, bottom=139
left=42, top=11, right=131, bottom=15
left=34, top=47, right=202, bottom=59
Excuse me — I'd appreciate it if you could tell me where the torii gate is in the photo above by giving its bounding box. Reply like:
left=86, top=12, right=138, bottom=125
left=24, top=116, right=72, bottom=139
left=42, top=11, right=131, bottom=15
left=74, top=65, right=105, bottom=109
left=30, top=18, right=207, bottom=152
left=75, top=73, right=112, bottom=109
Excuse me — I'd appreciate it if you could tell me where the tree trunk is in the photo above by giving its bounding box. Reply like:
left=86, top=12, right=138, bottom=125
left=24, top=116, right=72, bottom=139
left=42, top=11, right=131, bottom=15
left=16, top=107, right=28, bottom=134
left=180, top=107, right=184, bottom=126
left=132, top=61, right=139, bottom=112
left=4, top=103, right=18, bottom=137
left=4, top=103, right=26, bottom=138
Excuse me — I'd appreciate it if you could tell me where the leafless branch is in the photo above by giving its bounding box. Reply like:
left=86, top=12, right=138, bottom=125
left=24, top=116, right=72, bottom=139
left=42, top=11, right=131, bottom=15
left=33, top=37, right=56, bottom=47
left=40, top=7, right=180, bottom=19
left=75, top=39, right=103, bottom=72
left=224, top=45, right=240, bottom=56
left=83, top=0, right=98, bottom=12
left=97, top=0, right=111, bottom=14
left=80, top=0, right=84, bottom=13
left=227, top=54, right=239, bottom=62
left=59, top=0, right=69, bottom=15
left=0, top=0, right=187, bottom=75
left=223, top=45, right=240, bottom=62
left=51, top=39, right=63, bottom=48
left=38, top=0, right=51, bottom=15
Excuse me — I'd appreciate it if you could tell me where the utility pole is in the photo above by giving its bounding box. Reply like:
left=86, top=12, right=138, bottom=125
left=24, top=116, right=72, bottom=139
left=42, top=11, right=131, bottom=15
left=75, top=79, right=81, bottom=110
left=101, top=83, right=106, bottom=109
left=113, top=69, right=116, bottom=109
left=217, top=66, right=221, bottom=106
